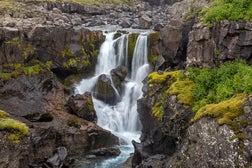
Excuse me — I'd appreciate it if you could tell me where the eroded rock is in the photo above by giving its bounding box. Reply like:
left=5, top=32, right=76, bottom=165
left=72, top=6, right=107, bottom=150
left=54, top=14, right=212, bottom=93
left=67, top=92, right=97, bottom=122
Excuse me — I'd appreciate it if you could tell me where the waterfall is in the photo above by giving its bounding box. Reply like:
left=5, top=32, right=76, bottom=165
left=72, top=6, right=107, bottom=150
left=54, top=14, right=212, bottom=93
left=75, top=31, right=150, bottom=167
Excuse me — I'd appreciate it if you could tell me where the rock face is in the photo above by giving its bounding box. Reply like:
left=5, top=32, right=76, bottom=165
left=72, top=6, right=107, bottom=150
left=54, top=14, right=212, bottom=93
left=187, top=21, right=252, bottom=67
left=0, top=26, right=104, bottom=79
left=158, top=19, right=193, bottom=69
left=67, top=92, right=97, bottom=122
left=132, top=76, right=194, bottom=167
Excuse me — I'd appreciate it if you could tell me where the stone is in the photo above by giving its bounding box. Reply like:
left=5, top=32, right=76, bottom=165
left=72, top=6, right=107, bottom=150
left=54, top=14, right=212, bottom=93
left=139, top=14, right=152, bottom=29
left=67, top=92, right=97, bottom=122
left=93, top=74, right=119, bottom=105
left=91, top=147, right=121, bottom=157
left=110, top=66, right=128, bottom=94
left=45, top=147, right=68, bottom=167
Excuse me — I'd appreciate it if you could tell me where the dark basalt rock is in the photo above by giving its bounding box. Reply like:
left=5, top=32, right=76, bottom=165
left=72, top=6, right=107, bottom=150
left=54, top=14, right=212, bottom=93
left=93, top=74, right=119, bottom=105
left=91, top=147, right=121, bottom=157
left=67, top=92, right=97, bottom=122
left=187, top=21, right=252, bottom=67
left=110, top=66, right=128, bottom=94
left=158, top=19, right=194, bottom=70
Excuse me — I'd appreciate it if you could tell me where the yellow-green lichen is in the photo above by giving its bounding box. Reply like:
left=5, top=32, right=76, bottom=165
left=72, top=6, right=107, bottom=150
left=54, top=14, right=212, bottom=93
left=0, top=109, right=29, bottom=143
left=191, top=94, right=248, bottom=129
left=148, top=70, right=183, bottom=84
left=148, top=70, right=183, bottom=121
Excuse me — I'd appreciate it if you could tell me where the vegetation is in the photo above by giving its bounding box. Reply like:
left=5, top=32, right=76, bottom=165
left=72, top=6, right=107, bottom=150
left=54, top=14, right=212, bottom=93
left=0, top=109, right=29, bottom=143
left=67, top=117, right=87, bottom=128
left=202, top=0, right=252, bottom=25
left=191, top=94, right=248, bottom=136
left=188, top=60, right=252, bottom=112
left=148, top=70, right=184, bottom=121
left=0, top=60, right=52, bottom=80
left=149, top=60, right=252, bottom=129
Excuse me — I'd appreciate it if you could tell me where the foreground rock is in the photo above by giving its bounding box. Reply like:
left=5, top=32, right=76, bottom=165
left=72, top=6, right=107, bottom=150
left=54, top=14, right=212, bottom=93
left=67, top=92, right=97, bottom=122
left=0, top=72, right=119, bottom=167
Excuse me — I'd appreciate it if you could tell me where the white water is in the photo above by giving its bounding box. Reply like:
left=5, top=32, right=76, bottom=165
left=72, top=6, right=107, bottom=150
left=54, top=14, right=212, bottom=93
left=75, top=31, right=150, bottom=167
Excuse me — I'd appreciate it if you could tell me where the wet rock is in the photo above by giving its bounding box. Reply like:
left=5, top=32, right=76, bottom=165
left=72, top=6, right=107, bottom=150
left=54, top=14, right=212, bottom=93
left=91, top=147, right=121, bottom=157
left=94, top=74, right=119, bottom=105
left=110, top=66, right=128, bottom=94
left=45, top=147, right=68, bottom=168
left=67, top=92, right=97, bottom=122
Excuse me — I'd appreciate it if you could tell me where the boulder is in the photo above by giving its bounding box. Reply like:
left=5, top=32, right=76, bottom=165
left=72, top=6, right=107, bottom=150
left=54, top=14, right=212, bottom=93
left=139, top=14, right=152, bottom=29
left=67, top=92, right=97, bottom=122
left=93, top=74, right=119, bottom=105
left=45, top=147, right=68, bottom=168
left=110, top=66, right=128, bottom=94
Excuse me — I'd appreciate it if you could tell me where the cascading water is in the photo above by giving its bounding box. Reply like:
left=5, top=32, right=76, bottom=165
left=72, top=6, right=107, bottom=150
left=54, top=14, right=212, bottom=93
left=75, top=31, right=150, bottom=167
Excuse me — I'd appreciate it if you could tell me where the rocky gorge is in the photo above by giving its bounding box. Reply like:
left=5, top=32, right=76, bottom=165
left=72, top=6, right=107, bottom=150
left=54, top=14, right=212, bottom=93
left=0, top=0, right=252, bottom=168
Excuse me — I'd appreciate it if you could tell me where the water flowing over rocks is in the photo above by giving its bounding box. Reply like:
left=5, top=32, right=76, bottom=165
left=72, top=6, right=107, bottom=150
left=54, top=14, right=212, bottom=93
left=1, top=0, right=252, bottom=167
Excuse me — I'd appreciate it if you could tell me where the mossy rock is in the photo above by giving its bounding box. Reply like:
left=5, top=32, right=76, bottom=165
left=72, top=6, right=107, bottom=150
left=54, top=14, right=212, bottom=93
left=0, top=109, right=29, bottom=143
left=148, top=32, right=160, bottom=64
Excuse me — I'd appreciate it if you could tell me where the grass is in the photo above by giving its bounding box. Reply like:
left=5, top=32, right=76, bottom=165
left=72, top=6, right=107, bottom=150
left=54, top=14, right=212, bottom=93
left=201, top=0, right=252, bottom=26
left=0, top=109, right=29, bottom=143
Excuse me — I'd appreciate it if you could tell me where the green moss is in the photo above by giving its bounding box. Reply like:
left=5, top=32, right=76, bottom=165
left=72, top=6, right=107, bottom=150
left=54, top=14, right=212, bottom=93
left=148, top=70, right=183, bottom=84
left=191, top=94, right=248, bottom=129
left=67, top=117, right=87, bottom=128
left=148, top=32, right=160, bottom=63
left=149, top=70, right=190, bottom=121
left=0, top=109, right=29, bottom=143
left=0, top=110, right=7, bottom=118
left=0, top=61, right=51, bottom=80
left=63, top=57, right=90, bottom=70
left=60, top=44, right=73, bottom=57
left=168, top=79, right=195, bottom=106
left=128, top=33, right=139, bottom=58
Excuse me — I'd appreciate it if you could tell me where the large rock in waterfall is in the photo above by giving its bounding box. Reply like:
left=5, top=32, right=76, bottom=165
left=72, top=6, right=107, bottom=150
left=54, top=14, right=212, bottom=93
left=67, top=92, right=97, bottom=122
left=110, top=66, right=128, bottom=95
left=94, top=74, right=119, bottom=105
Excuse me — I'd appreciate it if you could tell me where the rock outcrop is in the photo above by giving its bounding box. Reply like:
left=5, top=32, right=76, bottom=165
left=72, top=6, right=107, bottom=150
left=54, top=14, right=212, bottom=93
left=187, top=21, right=252, bottom=67
left=133, top=70, right=252, bottom=168
left=67, top=92, right=97, bottom=122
